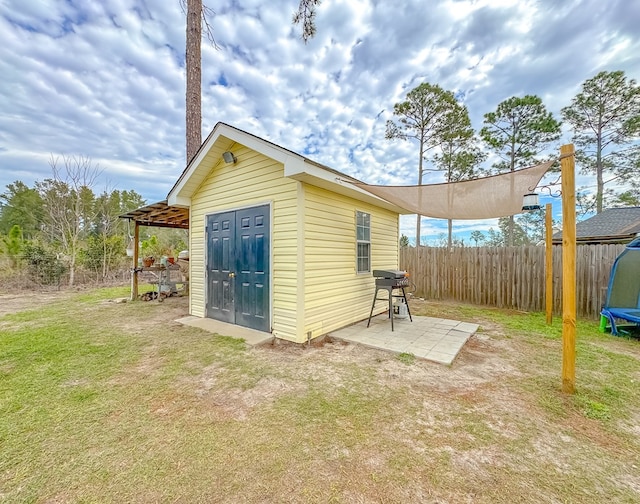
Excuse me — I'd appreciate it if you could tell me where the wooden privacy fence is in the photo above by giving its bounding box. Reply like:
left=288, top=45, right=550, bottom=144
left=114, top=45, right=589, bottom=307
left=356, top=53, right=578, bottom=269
left=400, top=244, right=626, bottom=318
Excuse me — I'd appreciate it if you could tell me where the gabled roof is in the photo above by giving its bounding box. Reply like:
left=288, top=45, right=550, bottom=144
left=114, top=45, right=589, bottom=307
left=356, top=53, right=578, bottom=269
left=167, top=122, right=409, bottom=214
left=553, top=207, right=640, bottom=244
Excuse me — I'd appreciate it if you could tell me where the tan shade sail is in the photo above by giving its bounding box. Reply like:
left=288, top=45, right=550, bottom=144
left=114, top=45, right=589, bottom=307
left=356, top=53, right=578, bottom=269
left=353, top=161, right=553, bottom=220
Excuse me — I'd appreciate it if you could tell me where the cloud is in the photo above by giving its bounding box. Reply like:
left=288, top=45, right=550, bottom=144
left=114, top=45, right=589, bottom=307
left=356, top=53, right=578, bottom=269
left=0, top=0, right=638, bottom=237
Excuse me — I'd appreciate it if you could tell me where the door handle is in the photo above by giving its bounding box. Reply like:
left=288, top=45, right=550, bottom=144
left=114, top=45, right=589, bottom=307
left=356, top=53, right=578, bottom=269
left=229, top=272, right=235, bottom=278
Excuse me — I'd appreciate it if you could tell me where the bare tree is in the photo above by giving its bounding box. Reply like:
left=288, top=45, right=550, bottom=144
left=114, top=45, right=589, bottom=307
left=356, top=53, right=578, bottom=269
left=38, top=155, right=101, bottom=287
left=92, top=188, right=126, bottom=281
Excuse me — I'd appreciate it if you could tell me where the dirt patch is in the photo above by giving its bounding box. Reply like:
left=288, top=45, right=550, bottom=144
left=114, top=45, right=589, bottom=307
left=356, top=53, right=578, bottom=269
left=102, top=295, right=191, bottom=336
left=257, top=326, right=515, bottom=397
left=0, top=290, right=74, bottom=317
left=196, top=376, right=306, bottom=421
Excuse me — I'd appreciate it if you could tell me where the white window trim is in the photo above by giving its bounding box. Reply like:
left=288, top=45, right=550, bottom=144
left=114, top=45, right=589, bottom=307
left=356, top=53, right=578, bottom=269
left=356, top=210, right=371, bottom=274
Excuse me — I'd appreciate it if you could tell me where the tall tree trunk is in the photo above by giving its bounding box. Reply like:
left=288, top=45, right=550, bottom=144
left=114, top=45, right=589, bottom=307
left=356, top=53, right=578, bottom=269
left=186, top=0, right=202, bottom=164
left=508, top=142, right=516, bottom=246
left=69, top=240, right=77, bottom=287
left=508, top=217, right=515, bottom=246
left=596, top=125, right=604, bottom=213
left=447, top=218, right=453, bottom=250
left=416, top=138, right=425, bottom=247
left=102, top=236, right=108, bottom=281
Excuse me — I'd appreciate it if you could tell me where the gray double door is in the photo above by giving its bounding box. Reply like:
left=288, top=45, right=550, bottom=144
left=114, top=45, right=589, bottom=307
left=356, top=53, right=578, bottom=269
left=206, top=205, right=270, bottom=332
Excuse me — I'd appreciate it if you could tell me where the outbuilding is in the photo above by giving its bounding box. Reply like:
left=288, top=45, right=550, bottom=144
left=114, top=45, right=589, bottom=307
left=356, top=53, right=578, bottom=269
left=167, top=122, right=408, bottom=343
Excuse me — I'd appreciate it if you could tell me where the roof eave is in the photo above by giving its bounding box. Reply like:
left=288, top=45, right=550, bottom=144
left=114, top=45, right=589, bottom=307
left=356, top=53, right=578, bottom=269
left=285, top=161, right=410, bottom=214
left=552, top=233, right=637, bottom=244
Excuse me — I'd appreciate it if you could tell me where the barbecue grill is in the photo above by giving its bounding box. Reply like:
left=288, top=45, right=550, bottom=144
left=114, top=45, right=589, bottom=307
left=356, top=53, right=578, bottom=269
left=367, top=269, right=413, bottom=331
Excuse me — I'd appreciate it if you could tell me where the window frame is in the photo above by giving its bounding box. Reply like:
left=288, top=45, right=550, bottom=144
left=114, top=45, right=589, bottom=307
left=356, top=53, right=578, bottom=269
left=356, top=210, right=371, bottom=274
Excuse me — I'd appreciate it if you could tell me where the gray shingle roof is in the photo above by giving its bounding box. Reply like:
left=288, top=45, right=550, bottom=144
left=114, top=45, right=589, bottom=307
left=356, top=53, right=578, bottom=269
left=553, top=207, right=640, bottom=243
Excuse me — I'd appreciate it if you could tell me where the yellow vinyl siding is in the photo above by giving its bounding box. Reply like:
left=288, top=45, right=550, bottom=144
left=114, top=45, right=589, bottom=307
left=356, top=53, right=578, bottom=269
left=189, top=143, right=300, bottom=340
left=303, top=185, right=399, bottom=339
left=185, top=140, right=401, bottom=343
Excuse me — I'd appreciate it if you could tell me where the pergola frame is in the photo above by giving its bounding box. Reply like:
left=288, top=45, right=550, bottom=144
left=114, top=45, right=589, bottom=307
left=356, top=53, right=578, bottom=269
left=119, top=200, right=189, bottom=300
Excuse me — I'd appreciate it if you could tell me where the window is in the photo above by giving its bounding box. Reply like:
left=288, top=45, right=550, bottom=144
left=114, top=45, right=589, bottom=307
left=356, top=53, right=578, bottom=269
left=356, top=211, right=371, bottom=273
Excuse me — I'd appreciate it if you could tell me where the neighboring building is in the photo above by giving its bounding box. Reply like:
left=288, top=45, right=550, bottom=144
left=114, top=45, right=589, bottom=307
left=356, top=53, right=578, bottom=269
left=167, top=122, right=408, bottom=343
left=553, top=207, right=640, bottom=244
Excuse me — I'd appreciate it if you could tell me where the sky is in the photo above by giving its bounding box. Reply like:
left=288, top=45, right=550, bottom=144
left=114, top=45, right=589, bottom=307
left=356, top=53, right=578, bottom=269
left=1, top=0, right=639, bottom=243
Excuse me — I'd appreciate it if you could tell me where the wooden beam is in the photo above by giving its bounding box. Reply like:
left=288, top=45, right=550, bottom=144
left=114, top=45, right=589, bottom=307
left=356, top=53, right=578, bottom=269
left=134, top=221, right=189, bottom=229
left=545, top=203, right=553, bottom=325
left=131, top=222, right=140, bottom=301
left=561, top=144, right=576, bottom=394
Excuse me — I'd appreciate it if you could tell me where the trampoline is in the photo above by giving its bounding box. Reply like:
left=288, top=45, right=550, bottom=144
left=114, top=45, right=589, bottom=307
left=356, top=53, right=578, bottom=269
left=600, top=237, right=640, bottom=335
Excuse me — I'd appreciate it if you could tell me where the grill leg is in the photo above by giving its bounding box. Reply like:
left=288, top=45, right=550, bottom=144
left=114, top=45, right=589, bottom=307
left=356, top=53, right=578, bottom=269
left=368, top=286, right=396, bottom=331
left=389, top=286, right=394, bottom=331
left=401, top=287, right=413, bottom=322
left=367, top=287, right=379, bottom=328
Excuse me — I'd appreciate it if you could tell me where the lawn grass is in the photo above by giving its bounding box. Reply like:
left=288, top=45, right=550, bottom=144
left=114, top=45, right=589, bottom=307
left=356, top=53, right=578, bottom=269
left=1, top=288, right=639, bottom=503
left=475, top=306, right=640, bottom=424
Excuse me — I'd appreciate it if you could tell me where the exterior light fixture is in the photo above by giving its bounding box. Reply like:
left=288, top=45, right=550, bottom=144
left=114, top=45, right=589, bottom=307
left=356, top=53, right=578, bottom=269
left=522, top=193, right=541, bottom=211
left=222, top=151, right=237, bottom=164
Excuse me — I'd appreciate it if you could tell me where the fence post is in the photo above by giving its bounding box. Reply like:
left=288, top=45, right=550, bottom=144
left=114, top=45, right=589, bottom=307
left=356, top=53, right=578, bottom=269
left=545, top=203, right=553, bottom=324
left=560, top=144, right=576, bottom=394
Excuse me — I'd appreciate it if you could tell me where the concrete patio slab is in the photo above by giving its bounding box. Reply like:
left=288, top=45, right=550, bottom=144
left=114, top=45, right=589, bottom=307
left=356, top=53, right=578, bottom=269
left=175, top=315, right=273, bottom=347
left=175, top=313, right=478, bottom=365
left=329, top=314, right=479, bottom=365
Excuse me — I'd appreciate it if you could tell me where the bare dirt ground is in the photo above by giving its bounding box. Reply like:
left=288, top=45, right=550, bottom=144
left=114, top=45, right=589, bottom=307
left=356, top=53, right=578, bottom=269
left=0, top=291, right=75, bottom=317
left=107, top=293, right=532, bottom=443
